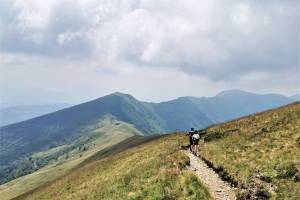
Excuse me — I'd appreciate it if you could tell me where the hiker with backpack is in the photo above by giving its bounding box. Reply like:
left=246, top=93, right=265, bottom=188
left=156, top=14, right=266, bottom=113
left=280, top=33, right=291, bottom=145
left=187, top=128, right=196, bottom=151
left=192, top=131, right=200, bottom=156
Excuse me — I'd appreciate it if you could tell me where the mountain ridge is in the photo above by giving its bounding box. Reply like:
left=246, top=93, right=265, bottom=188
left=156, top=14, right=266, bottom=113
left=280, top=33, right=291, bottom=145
left=1, top=89, right=297, bottom=128
left=0, top=89, right=297, bottom=186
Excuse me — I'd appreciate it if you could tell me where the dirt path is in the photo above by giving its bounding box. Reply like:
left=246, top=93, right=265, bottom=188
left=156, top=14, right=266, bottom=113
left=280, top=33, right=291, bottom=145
left=186, top=151, right=236, bottom=200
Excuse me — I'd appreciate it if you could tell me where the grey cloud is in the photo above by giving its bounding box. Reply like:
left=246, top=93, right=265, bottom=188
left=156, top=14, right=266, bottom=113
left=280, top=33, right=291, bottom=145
left=0, top=0, right=93, bottom=58
left=0, top=0, right=299, bottom=81
left=131, top=0, right=299, bottom=80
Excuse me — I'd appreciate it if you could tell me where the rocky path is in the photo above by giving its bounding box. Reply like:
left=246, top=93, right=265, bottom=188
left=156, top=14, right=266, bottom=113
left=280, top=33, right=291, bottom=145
left=186, top=151, right=236, bottom=200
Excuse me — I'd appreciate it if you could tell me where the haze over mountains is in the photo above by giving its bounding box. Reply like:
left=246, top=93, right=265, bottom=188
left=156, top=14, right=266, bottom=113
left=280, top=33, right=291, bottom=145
left=1, top=89, right=298, bottom=127
left=0, top=89, right=298, bottom=186
left=0, top=104, right=70, bottom=126
left=290, top=94, right=300, bottom=101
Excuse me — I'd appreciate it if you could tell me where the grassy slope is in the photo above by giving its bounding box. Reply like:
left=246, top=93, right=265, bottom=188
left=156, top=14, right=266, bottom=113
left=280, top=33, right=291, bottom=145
left=0, top=118, right=142, bottom=200
left=200, top=102, right=300, bottom=199
left=77, top=134, right=163, bottom=168
left=4, top=99, right=297, bottom=200
left=16, top=134, right=212, bottom=200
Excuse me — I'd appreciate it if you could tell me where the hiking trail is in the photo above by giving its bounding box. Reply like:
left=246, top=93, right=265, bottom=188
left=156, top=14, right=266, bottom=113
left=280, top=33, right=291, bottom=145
left=186, top=151, right=236, bottom=200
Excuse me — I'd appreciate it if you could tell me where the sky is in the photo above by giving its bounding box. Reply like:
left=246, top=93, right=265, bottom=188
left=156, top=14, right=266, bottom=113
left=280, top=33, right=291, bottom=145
left=0, top=0, right=299, bottom=107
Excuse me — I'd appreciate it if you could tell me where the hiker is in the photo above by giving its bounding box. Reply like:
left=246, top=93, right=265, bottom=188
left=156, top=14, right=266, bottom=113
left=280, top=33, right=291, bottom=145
left=192, top=131, right=200, bottom=156
left=187, top=128, right=196, bottom=152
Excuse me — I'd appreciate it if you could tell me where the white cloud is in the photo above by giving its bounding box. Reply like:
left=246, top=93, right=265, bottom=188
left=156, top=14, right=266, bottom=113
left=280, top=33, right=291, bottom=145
left=14, top=0, right=56, bottom=29
left=57, top=31, right=83, bottom=45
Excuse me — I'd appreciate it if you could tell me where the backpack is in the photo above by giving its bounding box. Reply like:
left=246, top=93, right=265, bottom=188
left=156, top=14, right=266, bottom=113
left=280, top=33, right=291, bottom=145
left=192, top=133, right=200, bottom=140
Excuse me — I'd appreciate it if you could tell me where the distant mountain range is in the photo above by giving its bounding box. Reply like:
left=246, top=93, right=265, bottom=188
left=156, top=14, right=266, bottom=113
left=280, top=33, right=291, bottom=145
left=0, top=89, right=298, bottom=185
left=0, top=104, right=71, bottom=126
left=187, top=89, right=298, bottom=123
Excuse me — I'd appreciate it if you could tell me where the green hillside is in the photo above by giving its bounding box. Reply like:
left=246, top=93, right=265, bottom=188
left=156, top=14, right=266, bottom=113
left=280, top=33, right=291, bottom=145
left=0, top=93, right=163, bottom=185
left=0, top=117, right=142, bottom=200
left=15, top=134, right=212, bottom=200
left=200, top=102, right=300, bottom=199
left=0, top=93, right=164, bottom=167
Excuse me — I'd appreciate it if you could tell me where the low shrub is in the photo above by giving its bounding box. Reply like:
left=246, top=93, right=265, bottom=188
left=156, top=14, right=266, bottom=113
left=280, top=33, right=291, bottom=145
left=296, top=137, right=300, bottom=146
left=276, top=161, right=299, bottom=179
left=204, top=131, right=226, bottom=142
left=260, top=175, right=272, bottom=183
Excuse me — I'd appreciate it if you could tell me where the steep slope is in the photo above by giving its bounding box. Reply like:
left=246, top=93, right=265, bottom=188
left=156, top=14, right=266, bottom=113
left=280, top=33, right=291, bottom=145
left=14, top=134, right=213, bottom=200
left=0, top=104, right=71, bottom=126
left=199, top=102, right=300, bottom=199
left=0, top=118, right=142, bottom=200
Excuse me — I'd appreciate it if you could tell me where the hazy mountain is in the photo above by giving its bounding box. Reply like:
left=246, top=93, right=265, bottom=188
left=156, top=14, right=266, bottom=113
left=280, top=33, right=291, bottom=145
left=0, top=104, right=71, bottom=126
left=290, top=94, right=300, bottom=101
left=187, top=89, right=294, bottom=122
left=151, top=97, right=213, bottom=131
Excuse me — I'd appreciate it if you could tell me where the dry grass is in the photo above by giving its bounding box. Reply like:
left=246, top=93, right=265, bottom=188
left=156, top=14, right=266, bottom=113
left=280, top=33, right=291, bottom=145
left=199, top=102, right=300, bottom=199
left=17, top=134, right=212, bottom=200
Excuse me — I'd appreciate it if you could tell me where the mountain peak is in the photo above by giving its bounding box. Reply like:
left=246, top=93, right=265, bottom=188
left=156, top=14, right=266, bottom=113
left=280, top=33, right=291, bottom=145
left=215, top=89, right=252, bottom=97
left=110, top=91, right=127, bottom=96
left=108, top=92, right=134, bottom=98
left=94, top=92, right=137, bottom=102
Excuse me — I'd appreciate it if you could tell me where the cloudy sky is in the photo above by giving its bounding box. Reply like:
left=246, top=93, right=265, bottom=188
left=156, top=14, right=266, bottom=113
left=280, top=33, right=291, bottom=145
left=0, top=0, right=299, bottom=106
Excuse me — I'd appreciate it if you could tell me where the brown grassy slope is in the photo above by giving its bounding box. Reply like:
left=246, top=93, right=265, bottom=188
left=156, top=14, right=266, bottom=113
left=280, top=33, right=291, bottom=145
left=77, top=134, right=163, bottom=168
left=17, top=134, right=212, bottom=200
left=200, top=102, right=300, bottom=199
